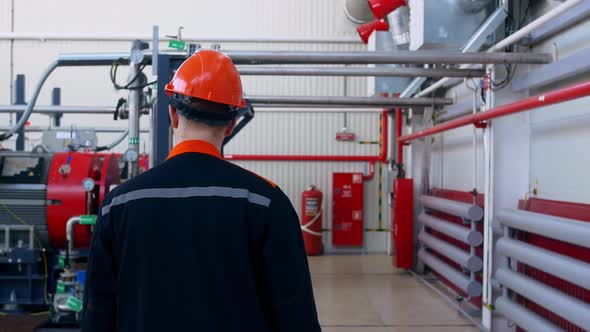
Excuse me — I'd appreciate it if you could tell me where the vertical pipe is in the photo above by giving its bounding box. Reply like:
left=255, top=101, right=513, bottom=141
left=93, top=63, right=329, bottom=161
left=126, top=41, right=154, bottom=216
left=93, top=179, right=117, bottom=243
left=127, top=62, right=141, bottom=177
left=395, top=107, right=404, bottom=172
left=51, top=87, right=62, bottom=127
left=14, top=75, right=25, bottom=151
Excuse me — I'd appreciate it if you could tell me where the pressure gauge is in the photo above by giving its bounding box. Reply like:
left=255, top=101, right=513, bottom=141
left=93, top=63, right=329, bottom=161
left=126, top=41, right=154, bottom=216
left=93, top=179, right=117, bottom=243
left=82, top=178, right=96, bottom=192
left=130, top=49, right=144, bottom=65
left=124, top=148, right=139, bottom=162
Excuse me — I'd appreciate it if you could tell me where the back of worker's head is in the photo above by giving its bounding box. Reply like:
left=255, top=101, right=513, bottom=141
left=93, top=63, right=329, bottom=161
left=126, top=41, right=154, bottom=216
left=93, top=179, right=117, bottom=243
left=165, top=49, right=245, bottom=139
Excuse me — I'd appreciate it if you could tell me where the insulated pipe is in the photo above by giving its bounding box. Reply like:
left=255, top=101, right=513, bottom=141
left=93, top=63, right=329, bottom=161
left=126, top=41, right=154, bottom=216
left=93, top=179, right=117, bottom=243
left=237, top=67, right=485, bottom=78
left=0, top=33, right=360, bottom=44
left=414, top=0, right=583, bottom=97
left=495, top=296, right=563, bottom=332
left=496, top=237, right=590, bottom=290
left=247, top=96, right=453, bottom=107
left=418, top=250, right=482, bottom=297
left=0, top=126, right=149, bottom=134
left=66, top=217, right=81, bottom=254
left=0, top=105, right=118, bottom=114
left=418, top=213, right=483, bottom=246
left=399, top=80, right=590, bottom=143
left=420, top=195, right=484, bottom=221
left=224, top=50, right=551, bottom=65
left=418, top=232, right=483, bottom=272
left=497, top=209, right=590, bottom=249
left=0, top=60, right=59, bottom=141
left=495, top=268, right=590, bottom=329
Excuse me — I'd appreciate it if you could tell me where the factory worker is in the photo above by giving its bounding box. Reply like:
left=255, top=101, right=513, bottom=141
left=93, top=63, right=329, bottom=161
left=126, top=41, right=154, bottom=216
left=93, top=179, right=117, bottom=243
left=81, top=49, right=321, bottom=332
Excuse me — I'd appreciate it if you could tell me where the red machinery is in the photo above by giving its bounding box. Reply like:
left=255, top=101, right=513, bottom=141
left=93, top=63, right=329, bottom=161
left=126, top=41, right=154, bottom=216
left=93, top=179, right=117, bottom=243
left=392, top=178, right=413, bottom=268
left=333, top=173, right=364, bottom=247
left=46, top=152, right=120, bottom=249
left=301, top=186, right=323, bottom=256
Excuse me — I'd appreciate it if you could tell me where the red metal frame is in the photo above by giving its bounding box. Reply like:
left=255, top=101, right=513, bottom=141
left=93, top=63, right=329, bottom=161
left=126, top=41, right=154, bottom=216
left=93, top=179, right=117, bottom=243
left=397, top=80, right=590, bottom=143
left=395, top=107, right=403, bottom=165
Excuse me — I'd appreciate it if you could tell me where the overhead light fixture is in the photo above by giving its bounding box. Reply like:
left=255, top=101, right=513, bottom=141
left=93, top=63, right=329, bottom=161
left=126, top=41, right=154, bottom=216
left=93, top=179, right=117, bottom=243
left=368, top=0, right=406, bottom=19
left=357, top=19, right=389, bottom=44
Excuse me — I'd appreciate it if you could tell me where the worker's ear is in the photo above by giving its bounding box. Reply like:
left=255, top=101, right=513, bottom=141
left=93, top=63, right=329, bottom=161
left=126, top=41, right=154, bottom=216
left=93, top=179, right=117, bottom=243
left=224, top=117, right=238, bottom=137
left=168, top=106, right=179, bottom=129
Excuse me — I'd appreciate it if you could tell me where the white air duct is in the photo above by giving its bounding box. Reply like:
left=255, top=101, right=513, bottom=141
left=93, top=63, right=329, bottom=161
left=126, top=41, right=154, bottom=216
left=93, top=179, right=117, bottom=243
left=344, top=0, right=374, bottom=24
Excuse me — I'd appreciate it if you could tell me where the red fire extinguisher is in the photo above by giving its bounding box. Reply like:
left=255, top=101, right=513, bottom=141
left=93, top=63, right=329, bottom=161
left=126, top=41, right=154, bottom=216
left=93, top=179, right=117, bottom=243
left=301, top=185, right=323, bottom=256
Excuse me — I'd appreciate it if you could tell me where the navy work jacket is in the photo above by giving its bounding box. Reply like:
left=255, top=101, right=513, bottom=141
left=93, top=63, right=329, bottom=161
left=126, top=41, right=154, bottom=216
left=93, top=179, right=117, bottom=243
left=81, top=140, right=321, bottom=332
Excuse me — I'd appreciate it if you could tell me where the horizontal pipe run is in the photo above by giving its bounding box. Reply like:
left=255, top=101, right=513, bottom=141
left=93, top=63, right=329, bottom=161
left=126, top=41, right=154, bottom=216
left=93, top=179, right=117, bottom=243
left=412, top=0, right=583, bottom=97
left=420, top=195, right=484, bottom=221
left=418, top=250, right=482, bottom=297
left=496, top=237, right=590, bottom=290
left=418, top=232, right=482, bottom=272
left=0, top=126, right=150, bottom=134
left=399, top=80, right=590, bottom=143
left=496, top=268, right=590, bottom=329
left=418, top=213, right=483, bottom=246
left=224, top=50, right=551, bottom=65
left=225, top=155, right=381, bottom=162
left=497, top=209, right=590, bottom=249
left=237, top=67, right=485, bottom=78
left=495, top=296, right=563, bottom=332
left=247, top=96, right=453, bottom=107
left=0, top=33, right=361, bottom=44
left=0, top=105, right=118, bottom=114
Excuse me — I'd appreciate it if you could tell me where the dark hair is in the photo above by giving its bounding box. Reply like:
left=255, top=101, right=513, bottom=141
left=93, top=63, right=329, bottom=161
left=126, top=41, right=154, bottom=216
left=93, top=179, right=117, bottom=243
left=170, top=94, right=237, bottom=127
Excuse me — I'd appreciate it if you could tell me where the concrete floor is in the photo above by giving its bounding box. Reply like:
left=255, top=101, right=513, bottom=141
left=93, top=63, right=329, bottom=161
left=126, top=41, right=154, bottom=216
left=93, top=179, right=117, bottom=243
left=308, top=255, right=479, bottom=332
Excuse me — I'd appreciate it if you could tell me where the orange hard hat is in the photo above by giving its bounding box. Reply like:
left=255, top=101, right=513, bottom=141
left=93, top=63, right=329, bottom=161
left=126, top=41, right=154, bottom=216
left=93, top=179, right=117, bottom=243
left=165, top=49, right=246, bottom=109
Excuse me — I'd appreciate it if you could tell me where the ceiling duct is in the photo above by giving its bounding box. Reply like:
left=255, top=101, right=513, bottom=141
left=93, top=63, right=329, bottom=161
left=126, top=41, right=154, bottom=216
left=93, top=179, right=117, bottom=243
left=388, top=5, right=411, bottom=46
left=409, top=0, right=495, bottom=50
left=344, top=0, right=375, bottom=24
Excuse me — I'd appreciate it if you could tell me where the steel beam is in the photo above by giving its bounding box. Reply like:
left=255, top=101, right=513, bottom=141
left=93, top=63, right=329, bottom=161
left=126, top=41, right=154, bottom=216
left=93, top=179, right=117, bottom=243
left=497, top=209, right=590, bottom=249
left=238, top=67, right=485, bottom=78
left=248, top=96, right=452, bottom=107
left=512, top=46, right=590, bottom=92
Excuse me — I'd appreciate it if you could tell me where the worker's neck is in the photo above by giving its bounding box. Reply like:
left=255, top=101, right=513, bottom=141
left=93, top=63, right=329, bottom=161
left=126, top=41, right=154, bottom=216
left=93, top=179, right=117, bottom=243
left=173, top=127, right=224, bottom=153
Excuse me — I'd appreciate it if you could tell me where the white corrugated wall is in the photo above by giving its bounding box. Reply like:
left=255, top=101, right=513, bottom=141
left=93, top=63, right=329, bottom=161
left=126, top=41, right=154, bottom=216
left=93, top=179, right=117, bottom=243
left=0, top=0, right=391, bottom=252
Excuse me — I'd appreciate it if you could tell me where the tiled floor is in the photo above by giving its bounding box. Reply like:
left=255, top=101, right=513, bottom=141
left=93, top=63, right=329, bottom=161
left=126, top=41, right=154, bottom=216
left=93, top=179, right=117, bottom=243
left=308, top=255, right=480, bottom=332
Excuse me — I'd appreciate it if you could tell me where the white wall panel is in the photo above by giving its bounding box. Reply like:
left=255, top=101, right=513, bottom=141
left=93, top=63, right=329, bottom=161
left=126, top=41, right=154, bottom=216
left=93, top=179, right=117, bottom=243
left=232, top=160, right=389, bottom=253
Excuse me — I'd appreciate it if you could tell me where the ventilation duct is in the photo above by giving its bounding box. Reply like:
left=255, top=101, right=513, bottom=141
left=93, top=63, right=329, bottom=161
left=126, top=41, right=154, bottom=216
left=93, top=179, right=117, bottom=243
left=387, top=5, right=411, bottom=46
left=344, top=0, right=374, bottom=24
left=409, top=0, right=494, bottom=50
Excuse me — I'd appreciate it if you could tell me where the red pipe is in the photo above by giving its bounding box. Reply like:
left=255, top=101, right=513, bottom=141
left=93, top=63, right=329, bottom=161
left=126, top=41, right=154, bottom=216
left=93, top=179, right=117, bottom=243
left=398, top=80, right=590, bottom=143
left=227, top=110, right=390, bottom=164
left=395, top=107, right=402, bottom=164
left=225, top=155, right=381, bottom=162
left=380, top=110, right=388, bottom=162
left=362, top=161, right=376, bottom=181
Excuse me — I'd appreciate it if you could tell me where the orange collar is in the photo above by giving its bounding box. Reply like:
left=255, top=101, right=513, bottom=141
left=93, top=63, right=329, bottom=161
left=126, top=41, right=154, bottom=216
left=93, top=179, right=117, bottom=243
left=166, top=140, right=222, bottom=160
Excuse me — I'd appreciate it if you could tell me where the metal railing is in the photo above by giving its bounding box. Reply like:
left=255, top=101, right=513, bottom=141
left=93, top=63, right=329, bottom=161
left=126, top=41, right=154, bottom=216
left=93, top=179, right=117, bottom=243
left=494, top=209, right=590, bottom=330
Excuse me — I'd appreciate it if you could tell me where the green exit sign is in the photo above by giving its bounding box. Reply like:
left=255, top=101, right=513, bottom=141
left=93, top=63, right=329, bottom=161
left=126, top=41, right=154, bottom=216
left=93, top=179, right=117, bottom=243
left=169, top=40, right=186, bottom=51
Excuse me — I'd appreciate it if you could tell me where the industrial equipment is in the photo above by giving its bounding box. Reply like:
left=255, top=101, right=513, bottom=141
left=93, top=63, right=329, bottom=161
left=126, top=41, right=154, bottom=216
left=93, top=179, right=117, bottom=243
left=332, top=173, right=364, bottom=247
left=392, top=178, right=413, bottom=268
left=301, top=186, right=323, bottom=256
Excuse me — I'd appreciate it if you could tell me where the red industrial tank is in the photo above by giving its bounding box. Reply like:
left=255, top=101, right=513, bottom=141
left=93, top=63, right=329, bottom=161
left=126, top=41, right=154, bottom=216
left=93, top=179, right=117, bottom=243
left=47, top=152, right=120, bottom=249
left=392, top=178, right=414, bottom=268
left=301, top=186, right=323, bottom=256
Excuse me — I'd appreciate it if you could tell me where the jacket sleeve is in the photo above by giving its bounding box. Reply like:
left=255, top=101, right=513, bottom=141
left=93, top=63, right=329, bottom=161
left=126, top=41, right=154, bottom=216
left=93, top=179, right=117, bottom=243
left=260, top=187, right=321, bottom=332
left=81, top=195, right=117, bottom=332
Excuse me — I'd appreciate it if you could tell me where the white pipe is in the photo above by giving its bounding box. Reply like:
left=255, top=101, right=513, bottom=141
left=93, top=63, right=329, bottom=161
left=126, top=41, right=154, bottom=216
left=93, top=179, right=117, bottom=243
left=415, top=0, right=583, bottom=97
left=0, top=32, right=361, bottom=44
left=495, top=296, right=564, bottom=332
